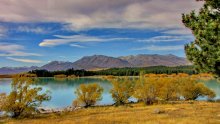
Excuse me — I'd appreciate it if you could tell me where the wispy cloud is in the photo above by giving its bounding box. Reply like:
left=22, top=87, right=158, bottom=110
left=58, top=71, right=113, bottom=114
left=17, top=26, right=48, bottom=34
left=39, top=34, right=132, bottom=47
left=7, top=57, right=43, bottom=63
left=0, top=52, right=41, bottom=57
left=0, top=43, right=41, bottom=57
left=138, top=35, right=194, bottom=43
left=133, top=45, right=184, bottom=51
left=70, top=44, right=86, bottom=48
left=162, top=28, right=193, bottom=35
left=0, top=0, right=203, bottom=31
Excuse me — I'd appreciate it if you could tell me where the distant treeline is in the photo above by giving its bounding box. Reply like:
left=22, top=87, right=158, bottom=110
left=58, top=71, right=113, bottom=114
left=29, top=66, right=196, bottom=77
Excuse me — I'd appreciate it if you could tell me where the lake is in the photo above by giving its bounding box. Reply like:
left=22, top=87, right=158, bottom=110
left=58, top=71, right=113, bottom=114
left=0, top=77, right=220, bottom=108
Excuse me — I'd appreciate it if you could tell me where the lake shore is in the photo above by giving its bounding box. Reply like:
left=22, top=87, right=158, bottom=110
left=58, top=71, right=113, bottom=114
left=1, top=101, right=220, bottom=124
left=0, top=74, right=13, bottom=78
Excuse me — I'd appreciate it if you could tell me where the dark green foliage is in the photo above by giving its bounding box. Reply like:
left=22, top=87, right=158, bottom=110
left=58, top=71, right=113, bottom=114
left=96, top=66, right=196, bottom=76
left=29, top=69, right=93, bottom=77
left=29, top=66, right=196, bottom=77
left=182, top=0, right=220, bottom=77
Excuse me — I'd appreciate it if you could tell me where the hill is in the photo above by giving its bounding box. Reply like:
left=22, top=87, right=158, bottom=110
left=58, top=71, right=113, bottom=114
left=0, top=54, right=191, bottom=74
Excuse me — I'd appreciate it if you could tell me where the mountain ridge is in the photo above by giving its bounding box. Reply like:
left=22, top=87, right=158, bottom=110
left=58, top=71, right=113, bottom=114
left=0, top=54, right=191, bottom=74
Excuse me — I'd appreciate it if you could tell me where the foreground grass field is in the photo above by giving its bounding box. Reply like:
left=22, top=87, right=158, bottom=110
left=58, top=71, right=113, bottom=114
left=1, top=101, right=220, bottom=124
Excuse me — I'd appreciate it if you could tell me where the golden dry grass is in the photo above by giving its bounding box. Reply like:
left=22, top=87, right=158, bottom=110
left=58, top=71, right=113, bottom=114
left=1, top=101, right=220, bottom=124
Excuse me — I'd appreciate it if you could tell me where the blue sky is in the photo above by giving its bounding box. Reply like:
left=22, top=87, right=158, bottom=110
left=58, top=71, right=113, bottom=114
left=0, top=0, right=203, bottom=67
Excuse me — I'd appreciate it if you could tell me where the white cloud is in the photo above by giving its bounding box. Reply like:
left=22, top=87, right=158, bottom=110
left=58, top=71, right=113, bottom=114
left=133, top=45, right=184, bottom=51
left=6, top=57, right=43, bottom=63
left=0, top=43, right=41, bottom=57
left=138, top=35, right=194, bottom=43
left=162, top=28, right=193, bottom=35
left=39, top=34, right=132, bottom=47
left=70, top=44, right=86, bottom=48
left=17, top=26, right=48, bottom=34
left=0, top=52, right=41, bottom=57
left=0, top=0, right=203, bottom=31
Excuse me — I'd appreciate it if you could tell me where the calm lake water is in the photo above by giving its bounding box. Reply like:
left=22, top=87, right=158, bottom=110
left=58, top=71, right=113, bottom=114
left=0, top=78, right=220, bottom=108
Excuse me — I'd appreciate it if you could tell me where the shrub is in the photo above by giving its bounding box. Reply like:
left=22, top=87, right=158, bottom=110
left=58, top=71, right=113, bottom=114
left=134, top=77, right=161, bottom=105
left=1, top=74, right=51, bottom=118
left=72, top=100, right=80, bottom=108
left=68, top=75, right=77, bottom=79
left=134, top=76, right=215, bottom=105
left=54, top=74, right=67, bottom=78
left=180, top=78, right=216, bottom=100
left=0, top=93, right=6, bottom=110
left=74, top=83, right=103, bottom=108
left=158, top=78, right=180, bottom=101
left=110, top=77, right=134, bottom=105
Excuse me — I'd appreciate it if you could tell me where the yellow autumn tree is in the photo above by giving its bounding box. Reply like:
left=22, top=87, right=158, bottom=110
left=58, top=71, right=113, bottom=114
left=110, top=77, right=134, bottom=105
left=0, top=93, right=6, bottom=110
left=134, top=77, right=161, bottom=105
left=134, top=76, right=215, bottom=104
left=180, top=78, right=215, bottom=100
left=1, top=74, right=51, bottom=118
left=74, top=83, right=103, bottom=108
left=158, top=78, right=180, bottom=101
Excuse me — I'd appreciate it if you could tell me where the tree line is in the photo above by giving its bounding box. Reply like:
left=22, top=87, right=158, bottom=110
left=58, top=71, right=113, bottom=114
left=73, top=74, right=215, bottom=107
left=29, top=66, right=196, bottom=77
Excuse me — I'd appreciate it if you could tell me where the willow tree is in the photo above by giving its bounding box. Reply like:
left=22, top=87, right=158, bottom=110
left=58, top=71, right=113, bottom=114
left=110, top=77, right=134, bottom=105
left=1, top=74, right=51, bottom=118
left=182, top=0, right=220, bottom=77
left=74, top=83, right=103, bottom=108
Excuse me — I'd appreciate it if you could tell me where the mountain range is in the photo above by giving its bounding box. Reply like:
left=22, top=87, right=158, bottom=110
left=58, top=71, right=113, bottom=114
left=0, top=54, right=191, bottom=74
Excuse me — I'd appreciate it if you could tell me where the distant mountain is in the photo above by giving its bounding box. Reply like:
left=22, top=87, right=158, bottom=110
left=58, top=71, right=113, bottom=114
left=0, top=66, right=38, bottom=74
left=0, top=54, right=191, bottom=74
left=73, top=55, right=131, bottom=70
left=119, top=54, right=191, bottom=67
left=40, top=61, right=74, bottom=71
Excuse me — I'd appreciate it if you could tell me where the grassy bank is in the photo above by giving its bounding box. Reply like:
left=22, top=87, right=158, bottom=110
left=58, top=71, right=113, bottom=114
left=0, top=75, right=12, bottom=78
left=2, top=101, right=220, bottom=124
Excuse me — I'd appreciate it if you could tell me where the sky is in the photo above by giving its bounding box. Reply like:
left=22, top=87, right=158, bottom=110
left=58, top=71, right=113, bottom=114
left=0, top=0, right=203, bottom=67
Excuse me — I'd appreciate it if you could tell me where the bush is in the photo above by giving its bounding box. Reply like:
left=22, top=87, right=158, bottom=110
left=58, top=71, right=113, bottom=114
left=158, top=78, right=180, bottom=101
left=54, top=74, right=67, bottom=78
left=180, top=78, right=216, bottom=100
left=68, top=75, right=77, bottom=79
left=74, top=83, right=103, bottom=108
left=1, top=74, right=51, bottom=118
left=110, top=77, right=134, bottom=105
left=0, top=93, right=6, bottom=110
left=134, top=77, right=161, bottom=105
left=134, top=76, right=215, bottom=105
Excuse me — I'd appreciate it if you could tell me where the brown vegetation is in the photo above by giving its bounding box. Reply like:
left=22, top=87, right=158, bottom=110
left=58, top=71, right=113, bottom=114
left=0, top=74, right=13, bottom=78
left=54, top=74, right=67, bottom=78
left=2, top=101, right=220, bottom=124
left=67, top=75, right=77, bottom=79
left=1, top=74, right=51, bottom=118
left=111, top=74, right=215, bottom=105
left=110, top=77, right=134, bottom=105
left=74, top=83, right=103, bottom=108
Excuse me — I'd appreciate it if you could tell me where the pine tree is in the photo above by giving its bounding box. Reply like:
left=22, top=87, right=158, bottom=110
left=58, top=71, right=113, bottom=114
left=182, top=0, right=220, bottom=77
